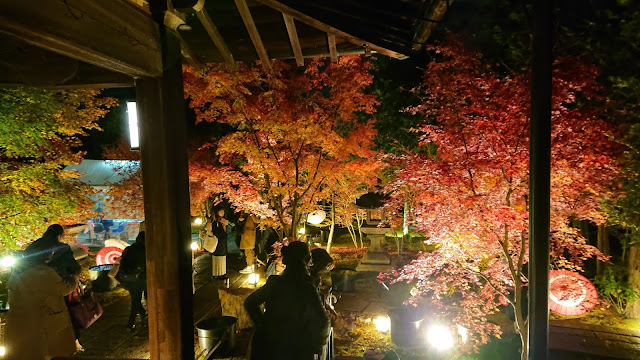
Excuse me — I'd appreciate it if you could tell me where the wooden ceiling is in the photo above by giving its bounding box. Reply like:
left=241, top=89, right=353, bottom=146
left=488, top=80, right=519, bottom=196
left=0, top=0, right=450, bottom=88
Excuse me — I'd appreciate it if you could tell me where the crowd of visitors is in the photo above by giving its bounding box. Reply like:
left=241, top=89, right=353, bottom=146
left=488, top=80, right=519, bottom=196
left=4, top=210, right=335, bottom=360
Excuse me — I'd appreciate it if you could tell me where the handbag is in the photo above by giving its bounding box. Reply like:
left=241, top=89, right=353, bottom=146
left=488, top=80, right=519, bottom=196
left=67, top=287, right=103, bottom=329
left=201, top=222, right=218, bottom=253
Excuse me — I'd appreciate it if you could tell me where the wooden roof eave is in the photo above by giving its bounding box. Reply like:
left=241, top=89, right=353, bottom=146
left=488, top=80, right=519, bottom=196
left=0, top=0, right=162, bottom=79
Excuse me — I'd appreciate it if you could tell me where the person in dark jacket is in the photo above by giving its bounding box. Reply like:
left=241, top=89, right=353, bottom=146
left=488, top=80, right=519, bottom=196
left=244, top=241, right=330, bottom=360
left=117, top=231, right=147, bottom=330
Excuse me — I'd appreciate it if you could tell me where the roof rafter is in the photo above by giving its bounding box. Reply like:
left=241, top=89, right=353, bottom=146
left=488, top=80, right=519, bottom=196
left=282, top=14, right=304, bottom=67
left=254, top=0, right=407, bottom=59
left=193, top=0, right=236, bottom=69
left=234, top=0, right=273, bottom=73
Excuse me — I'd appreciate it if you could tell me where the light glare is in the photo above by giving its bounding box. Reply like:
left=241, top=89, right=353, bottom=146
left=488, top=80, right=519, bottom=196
left=190, top=242, right=199, bottom=251
left=0, top=256, right=16, bottom=268
left=127, top=101, right=139, bottom=149
left=298, top=227, right=306, bottom=235
left=375, top=315, right=391, bottom=333
left=0, top=345, right=6, bottom=356
left=194, top=217, right=203, bottom=225
left=248, top=273, right=259, bottom=285
left=427, top=325, right=454, bottom=351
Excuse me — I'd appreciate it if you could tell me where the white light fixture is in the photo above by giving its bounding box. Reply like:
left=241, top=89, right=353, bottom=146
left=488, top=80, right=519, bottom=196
left=0, top=345, right=5, bottom=356
left=127, top=101, right=140, bottom=150
left=375, top=315, right=391, bottom=333
left=307, top=210, right=326, bottom=225
left=427, top=325, right=454, bottom=351
left=190, top=241, right=199, bottom=251
left=248, top=273, right=259, bottom=286
left=0, top=255, right=16, bottom=269
left=194, top=217, right=203, bottom=225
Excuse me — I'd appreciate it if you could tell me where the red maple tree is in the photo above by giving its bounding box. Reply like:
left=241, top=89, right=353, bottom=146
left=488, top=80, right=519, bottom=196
left=183, top=57, right=379, bottom=240
left=382, top=35, right=623, bottom=355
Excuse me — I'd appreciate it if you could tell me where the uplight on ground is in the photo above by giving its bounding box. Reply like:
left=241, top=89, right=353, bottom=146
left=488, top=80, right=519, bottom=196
left=375, top=315, right=391, bottom=333
left=427, top=325, right=454, bottom=351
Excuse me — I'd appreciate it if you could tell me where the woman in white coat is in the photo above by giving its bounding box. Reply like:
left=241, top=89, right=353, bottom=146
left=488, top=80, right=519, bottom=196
left=5, top=239, right=78, bottom=360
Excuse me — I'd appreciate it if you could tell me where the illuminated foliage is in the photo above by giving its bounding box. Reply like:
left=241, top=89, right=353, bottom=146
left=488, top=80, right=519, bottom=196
left=184, top=57, right=379, bottom=239
left=0, top=88, right=116, bottom=248
left=383, top=35, right=623, bottom=355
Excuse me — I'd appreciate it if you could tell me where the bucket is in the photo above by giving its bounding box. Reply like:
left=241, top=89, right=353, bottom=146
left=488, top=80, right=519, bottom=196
left=196, top=316, right=237, bottom=356
left=389, top=306, right=425, bottom=348
left=88, top=264, right=116, bottom=292
left=331, top=270, right=357, bottom=293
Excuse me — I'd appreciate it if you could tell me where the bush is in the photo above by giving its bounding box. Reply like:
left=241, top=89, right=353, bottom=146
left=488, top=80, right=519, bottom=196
left=593, top=266, right=639, bottom=317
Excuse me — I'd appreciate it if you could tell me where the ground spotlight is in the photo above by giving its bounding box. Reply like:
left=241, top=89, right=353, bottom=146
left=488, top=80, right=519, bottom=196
left=375, top=315, right=391, bottom=333
left=427, top=324, right=454, bottom=351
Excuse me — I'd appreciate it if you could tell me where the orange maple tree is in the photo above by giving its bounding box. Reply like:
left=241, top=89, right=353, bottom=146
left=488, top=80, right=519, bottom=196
left=183, top=57, right=380, bottom=240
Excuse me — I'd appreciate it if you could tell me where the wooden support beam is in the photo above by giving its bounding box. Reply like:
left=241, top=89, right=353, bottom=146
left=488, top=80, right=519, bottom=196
left=137, top=30, right=194, bottom=360
left=528, top=0, right=553, bottom=357
left=0, top=0, right=161, bottom=78
left=175, top=31, right=203, bottom=72
left=254, top=0, right=406, bottom=59
left=193, top=0, right=236, bottom=69
left=412, top=0, right=450, bottom=51
left=234, top=0, right=273, bottom=73
left=282, top=14, right=304, bottom=67
left=327, top=33, right=338, bottom=63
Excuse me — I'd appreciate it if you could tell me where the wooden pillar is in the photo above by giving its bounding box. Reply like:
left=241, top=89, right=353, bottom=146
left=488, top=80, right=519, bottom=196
left=136, top=24, right=194, bottom=360
left=528, top=0, right=553, bottom=358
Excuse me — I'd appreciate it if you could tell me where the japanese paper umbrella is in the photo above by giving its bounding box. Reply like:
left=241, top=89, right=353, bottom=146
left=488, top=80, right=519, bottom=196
left=549, top=270, right=598, bottom=316
left=95, top=246, right=123, bottom=266
left=104, top=238, right=130, bottom=250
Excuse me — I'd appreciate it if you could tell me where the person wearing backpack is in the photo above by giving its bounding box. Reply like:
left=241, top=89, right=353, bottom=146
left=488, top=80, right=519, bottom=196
left=117, top=231, right=147, bottom=330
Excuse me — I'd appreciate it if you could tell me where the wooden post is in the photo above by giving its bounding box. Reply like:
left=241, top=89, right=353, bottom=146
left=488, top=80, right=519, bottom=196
left=528, top=0, right=553, bottom=358
left=136, top=15, right=194, bottom=360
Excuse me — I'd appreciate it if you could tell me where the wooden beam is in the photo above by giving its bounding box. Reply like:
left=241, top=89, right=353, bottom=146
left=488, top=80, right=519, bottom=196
left=137, top=31, right=194, bottom=360
left=234, top=0, right=273, bottom=73
left=412, top=0, right=450, bottom=51
left=282, top=14, right=304, bottom=67
left=0, top=0, right=161, bottom=78
left=193, top=0, right=236, bottom=69
left=327, top=33, right=338, bottom=63
left=254, top=0, right=406, bottom=59
left=175, top=30, right=203, bottom=72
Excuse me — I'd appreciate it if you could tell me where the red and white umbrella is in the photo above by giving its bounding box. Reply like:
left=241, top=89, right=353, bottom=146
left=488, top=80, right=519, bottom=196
left=96, top=246, right=123, bottom=266
left=549, top=270, right=598, bottom=316
left=105, top=239, right=130, bottom=250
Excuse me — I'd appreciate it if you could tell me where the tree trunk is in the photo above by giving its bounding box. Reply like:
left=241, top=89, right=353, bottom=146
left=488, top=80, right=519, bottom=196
left=626, top=246, right=640, bottom=318
left=326, top=194, right=335, bottom=253
left=513, top=283, right=528, bottom=360
left=346, top=222, right=358, bottom=248
left=597, top=224, right=610, bottom=275
left=357, top=213, right=364, bottom=248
